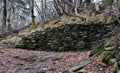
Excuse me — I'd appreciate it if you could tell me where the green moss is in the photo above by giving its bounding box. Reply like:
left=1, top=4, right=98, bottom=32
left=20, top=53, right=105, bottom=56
left=80, top=18, right=86, bottom=25
left=58, top=47, right=65, bottom=52
left=96, top=20, right=105, bottom=25
left=31, top=16, right=36, bottom=28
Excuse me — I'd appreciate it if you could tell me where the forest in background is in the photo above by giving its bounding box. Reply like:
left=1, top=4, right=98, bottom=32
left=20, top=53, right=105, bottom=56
left=0, top=0, right=120, bottom=35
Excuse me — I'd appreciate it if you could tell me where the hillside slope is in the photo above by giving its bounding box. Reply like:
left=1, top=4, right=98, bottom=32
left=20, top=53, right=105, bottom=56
left=0, top=15, right=119, bottom=73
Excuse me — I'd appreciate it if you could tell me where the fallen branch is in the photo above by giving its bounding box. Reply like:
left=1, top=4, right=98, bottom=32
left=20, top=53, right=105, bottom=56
left=111, top=13, right=120, bottom=24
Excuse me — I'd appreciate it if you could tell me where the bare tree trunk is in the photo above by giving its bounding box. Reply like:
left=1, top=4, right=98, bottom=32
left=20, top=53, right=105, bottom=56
left=113, top=0, right=120, bottom=10
left=59, top=0, right=66, bottom=15
left=1, top=0, right=7, bottom=35
left=83, top=0, right=92, bottom=7
left=28, top=0, right=35, bottom=28
left=53, top=0, right=62, bottom=16
left=44, top=0, right=49, bottom=23
left=7, top=13, right=12, bottom=32
left=67, top=0, right=74, bottom=15
left=34, top=2, right=42, bottom=21
left=74, top=0, right=79, bottom=16
left=7, top=0, right=12, bottom=32
left=102, top=0, right=113, bottom=6
left=77, top=0, right=83, bottom=10
left=41, top=0, right=45, bottom=24
left=118, top=0, right=120, bottom=10
left=31, top=0, right=35, bottom=28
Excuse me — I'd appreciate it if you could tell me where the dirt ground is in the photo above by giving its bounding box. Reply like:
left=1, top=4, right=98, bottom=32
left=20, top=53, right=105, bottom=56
left=0, top=48, right=113, bottom=73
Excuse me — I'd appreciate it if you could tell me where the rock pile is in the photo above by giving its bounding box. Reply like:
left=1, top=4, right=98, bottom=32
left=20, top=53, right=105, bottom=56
left=15, top=22, right=118, bottom=51
left=68, top=33, right=120, bottom=73
left=89, top=33, right=120, bottom=73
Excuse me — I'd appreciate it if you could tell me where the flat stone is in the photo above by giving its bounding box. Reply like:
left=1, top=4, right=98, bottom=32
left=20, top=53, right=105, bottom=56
left=109, top=58, right=116, bottom=65
left=105, top=47, right=114, bottom=51
left=78, top=69, right=87, bottom=73
left=13, top=55, right=37, bottom=62
left=100, top=62, right=109, bottom=67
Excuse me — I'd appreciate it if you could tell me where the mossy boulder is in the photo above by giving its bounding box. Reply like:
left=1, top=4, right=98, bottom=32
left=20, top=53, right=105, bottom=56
left=89, top=32, right=120, bottom=73
left=102, top=51, right=116, bottom=64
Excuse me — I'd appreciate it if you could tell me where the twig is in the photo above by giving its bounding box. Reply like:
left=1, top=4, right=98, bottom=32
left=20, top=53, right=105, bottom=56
left=111, top=13, right=120, bottom=24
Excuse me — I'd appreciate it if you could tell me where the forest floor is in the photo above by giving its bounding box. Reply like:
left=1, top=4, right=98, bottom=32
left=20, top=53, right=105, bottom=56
left=0, top=48, right=113, bottom=73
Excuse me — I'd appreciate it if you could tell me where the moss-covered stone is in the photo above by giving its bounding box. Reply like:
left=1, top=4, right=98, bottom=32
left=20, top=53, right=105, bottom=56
left=78, top=69, right=87, bottom=73
left=109, top=58, right=116, bottom=65
left=100, top=62, right=109, bottom=67
left=101, top=51, right=111, bottom=60
left=102, top=51, right=116, bottom=65
left=15, top=44, right=25, bottom=49
left=15, top=23, right=118, bottom=51
left=105, top=46, right=114, bottom=51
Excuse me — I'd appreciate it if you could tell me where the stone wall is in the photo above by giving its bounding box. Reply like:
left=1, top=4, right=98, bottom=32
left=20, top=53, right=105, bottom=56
left=15, top=23, right=120, bottom=51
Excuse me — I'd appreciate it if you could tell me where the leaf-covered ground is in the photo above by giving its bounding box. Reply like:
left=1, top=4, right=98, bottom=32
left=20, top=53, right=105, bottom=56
left=0, top=48, right=113, bottom=73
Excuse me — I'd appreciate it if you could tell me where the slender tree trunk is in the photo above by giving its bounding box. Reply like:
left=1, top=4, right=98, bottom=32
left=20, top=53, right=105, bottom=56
left=74, top=0, right=79, bottom=16
left=102, top=0, right=113, bottom=6
left=41, top=0, right=45, bottom=24
left=118, top=0, right=120, bottom=10
left=7, top=0, right=12, bottom=32
left=7, top=12, right=12, bottom=32
left=34, top=2, right=41, bottom=21
left=53, top=0, right=62, bottom=16
left=83, top=0, right=91, bottom=7
left=78, top=0, right=83, bottom=11
left=44, top=0, right=49, bottom=23
left=30, top=0, right=36, bottom=28
left=1, top=0, right=7, bottom=35
left=113, top=0, right=120, bottom=10
left=68, top=0, right=73, bottom=14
